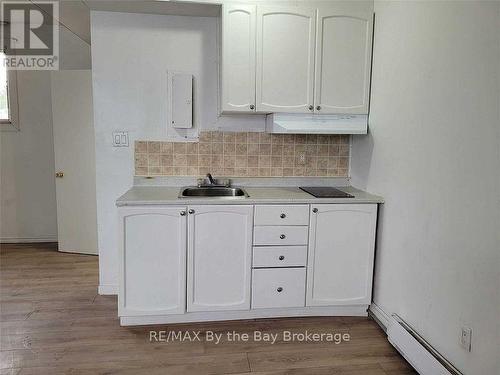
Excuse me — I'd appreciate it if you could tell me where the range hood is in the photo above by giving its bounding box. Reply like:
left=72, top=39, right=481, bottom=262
left=265, top=113, right=368, bottom=134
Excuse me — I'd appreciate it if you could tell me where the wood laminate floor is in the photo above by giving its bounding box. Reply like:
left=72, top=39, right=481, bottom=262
left=0, top=243, right=417, bottom=374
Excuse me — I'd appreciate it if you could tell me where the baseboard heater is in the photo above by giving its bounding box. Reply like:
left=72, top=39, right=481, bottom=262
left=387, top=314, right=463, bottom=375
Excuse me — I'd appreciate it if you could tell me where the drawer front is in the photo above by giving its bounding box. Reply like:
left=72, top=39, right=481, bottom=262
left=253, top=226, right=308, bottom=245
left=252, top=268, right=306, bottom=308
left=254, top=205, right=309, bottom=226
left=253, top=246, right=307, bottom=268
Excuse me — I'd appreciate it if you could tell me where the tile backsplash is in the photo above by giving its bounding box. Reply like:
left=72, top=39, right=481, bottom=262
left=135, top=131, right=350, bottom=178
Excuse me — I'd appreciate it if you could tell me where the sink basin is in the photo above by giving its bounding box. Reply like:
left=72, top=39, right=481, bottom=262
left=179, top=186, right=248, bottom=198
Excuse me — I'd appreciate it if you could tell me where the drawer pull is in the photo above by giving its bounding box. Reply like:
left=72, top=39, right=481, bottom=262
left=312, top=208, right=318, bottom=213
left=280, top=213, right=286, bottom=219
left=277, top=287, right=283, bottom=293
left=279, top=255, right=285, bottom=261
left=279, top=234, right=286, bottom=239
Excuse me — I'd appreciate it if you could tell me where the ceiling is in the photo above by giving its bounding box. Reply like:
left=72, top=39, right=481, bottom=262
left=1, top=1, right=222, bottom=48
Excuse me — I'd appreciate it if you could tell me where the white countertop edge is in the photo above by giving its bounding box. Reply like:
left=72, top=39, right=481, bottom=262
left=116, top=185, right=384, bottom=206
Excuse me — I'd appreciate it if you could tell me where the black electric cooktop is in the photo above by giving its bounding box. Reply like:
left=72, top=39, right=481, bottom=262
left=299, top=186, right=354, bottom=198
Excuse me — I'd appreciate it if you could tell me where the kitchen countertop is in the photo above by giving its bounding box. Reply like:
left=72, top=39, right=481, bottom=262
left=116, top=185, right=383, bottom=206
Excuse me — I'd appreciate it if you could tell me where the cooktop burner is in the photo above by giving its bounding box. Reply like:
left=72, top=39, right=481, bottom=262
left=299, top=186, right=354, bottom=198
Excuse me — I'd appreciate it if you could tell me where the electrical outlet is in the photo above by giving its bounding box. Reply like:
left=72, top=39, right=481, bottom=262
left=460, top=327, right=472, bottom=352
left=297, top=152, right=306, bottom=166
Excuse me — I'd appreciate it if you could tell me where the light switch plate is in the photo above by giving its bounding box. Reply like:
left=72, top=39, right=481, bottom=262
left=460, top=327, right=472, bottom=352
left=112, top=131, right=129, bottom=147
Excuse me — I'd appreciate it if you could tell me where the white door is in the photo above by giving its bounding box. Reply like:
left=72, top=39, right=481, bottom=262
left=256, top=6, right=316, bottom=113
left=221, top=4, right=256, bottom=113
left=118, top=207, right=187, bottom=316
left=314, top=3, right=373, bottom=114
left=306, top=204, right=377, bottom=306
left=51, top=70, right=97, bottom=254
left=187, top=205, right=253, bottom=312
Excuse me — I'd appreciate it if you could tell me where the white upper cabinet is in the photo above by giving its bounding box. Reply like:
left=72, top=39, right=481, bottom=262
left=220, top=2, right=374, bottom=117
left=221, top=4, right=256, bottom=112
left=306, top=204, right=377, bottom=306
left=255, top=6, right=316, bottom=113
left=314, top=3, right=373, bottom=114
left=118, top=207, right=187, bottom=317
left=187, top=205, right=253, bottom=312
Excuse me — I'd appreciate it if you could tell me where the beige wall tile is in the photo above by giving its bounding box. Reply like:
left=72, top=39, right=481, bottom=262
left=271, top=156, right=282, bottom=167
left=160, top=154, right=173, bottom=166
left=199, top=131, right=212, bottom=143
left=173, top=143, right=187, bottom=154
left=187, top=154, right=198, bottom=166
left=147, top=141, right=160, bottom=153
left=259, top=144, right=271, bottom=155
left=236, top=143, right=247, bottom=155
left=247, top=132, right=260, bottom=143
left=134, top=130, right=350, bottom=177
left=135, top=153, right=148, bottom=167
left=199, top=142, right=212, bottom=154
left=149, top=166, right=162, bottom=175
left=135, top=141, right=147, bottom=153
left=148, top=154, right=160, bottom=166
left=235, top=132, right=247, bottom=143
left=186, top=143, right=198, bottom=155
left=161, top=142, right=173, bottom=154
left=248, top=143, right=260, bottom=155
left=248, top=155, right=259, bottom=167
left=173, top=154, right=187, bottom=166
left=259, top=155, right=271, bottom=168
left=235, top=155, right=247, bottom=168
left=224, top=143, right=236, bottom=155
left=135, top=166, right=148, bottom=176
left=223, top=132, right=236, bottom=143
left=212, top=142, right=223, bottom=155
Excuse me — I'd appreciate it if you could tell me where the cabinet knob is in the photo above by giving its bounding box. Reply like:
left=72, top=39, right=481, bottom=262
left=308, top=105, right=313, bottom=111
left=312, top=208, right=318, bottom=213
left=316, top=106, right=321, bottom=111
left=277, top=287, right=283, bottom=293
left=250, top=104, right=255, bottom=110
left=279, top=234, right=286, bottom=239
left=180, top=211, right=186, bottom=216
left=280, top=213, right=286, bottom=219
left=279, top=255, right=285, bottom=261
left=188, top=209, right=195, bottom=214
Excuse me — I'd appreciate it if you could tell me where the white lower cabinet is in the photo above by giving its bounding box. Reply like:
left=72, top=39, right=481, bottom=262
left=252, top=268, right=306, bottom=309
left=306, top=204, right=378, bottom=306
left=118, top=202, right=378, bottom=325
left=187, top=205, right=253, bottom=312
left=118, top=206, right=187, bottom=316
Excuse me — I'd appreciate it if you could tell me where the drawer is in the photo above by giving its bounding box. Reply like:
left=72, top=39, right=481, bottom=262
left=252, top=268, right=306, bottom=308
left=253, top=226, right=308, bottom=246
left=254, top=205, right=309, bottom=226
left=253, top=246, right=307, bottom=268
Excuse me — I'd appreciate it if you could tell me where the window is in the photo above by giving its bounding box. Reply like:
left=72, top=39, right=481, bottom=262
left=0, top=51, right=19, bottom=130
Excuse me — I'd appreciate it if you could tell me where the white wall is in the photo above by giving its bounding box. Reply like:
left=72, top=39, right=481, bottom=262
left=90, top=11, right=266, bottom=291
left=0, top=71, right=58, bottom=242
left=351, top=1, right=500, bottom=374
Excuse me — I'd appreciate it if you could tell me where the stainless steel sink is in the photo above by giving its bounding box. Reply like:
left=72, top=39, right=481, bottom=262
left=179, top=186, right=248, bottom=198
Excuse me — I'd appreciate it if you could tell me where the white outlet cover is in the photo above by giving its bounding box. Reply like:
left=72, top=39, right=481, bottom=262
left=112, top=131, right=129, bottom=147
left=460, top=327, right=472, bottom=352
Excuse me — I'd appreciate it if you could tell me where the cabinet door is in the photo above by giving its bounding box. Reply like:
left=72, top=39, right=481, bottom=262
left=118, top=207, right=187, bottom=316
left=221, top=4, right=256, bottom=113
left=256, top=6, right=316, bottom=113
left=306, top=204, right=377, bottom=306
left=314, top=3, right=373, bottom=114
left=187, top=205, right=253, bottom=312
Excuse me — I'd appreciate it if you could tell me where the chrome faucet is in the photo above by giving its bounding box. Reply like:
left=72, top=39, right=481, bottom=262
left=197, top=173, right=230, bottom=188
left=206, top=173, right=216, bottom=185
